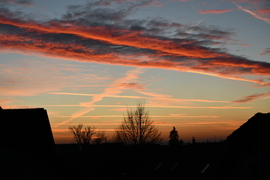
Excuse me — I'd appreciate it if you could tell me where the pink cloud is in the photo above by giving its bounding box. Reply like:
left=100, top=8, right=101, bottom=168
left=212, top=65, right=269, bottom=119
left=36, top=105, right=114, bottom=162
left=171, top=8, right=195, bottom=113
left=235, top=4, right=270, bottom=24
left=232, top=91, right=270, bottom=103
left=198, top=9, right=233, bottom=14
left=232, top=0, right=268, bottom=4
left=260, top=48, right=270, bottom=55
left=0, top=0, right=35, bottom=7
left=239, top=44, right=252, bottom=47
left=148, top=1, right=163, bottom=7
left=247, top=0, right=268, bottom=4
left=110, top=108, right=127, bottom=111
left=118, top=83, right=145, bottom=90
left=255, top=8, right=270, bottom=15
left=0, top=99, right=11, bottom=104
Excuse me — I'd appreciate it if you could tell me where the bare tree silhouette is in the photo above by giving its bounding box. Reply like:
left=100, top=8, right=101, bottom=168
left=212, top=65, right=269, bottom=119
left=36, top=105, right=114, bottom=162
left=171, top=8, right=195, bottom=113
left=69, top=124, right=96, bottom=145
left=93, top=130, right=107, bottom=144
left=114, top=102, right=162, bottom=145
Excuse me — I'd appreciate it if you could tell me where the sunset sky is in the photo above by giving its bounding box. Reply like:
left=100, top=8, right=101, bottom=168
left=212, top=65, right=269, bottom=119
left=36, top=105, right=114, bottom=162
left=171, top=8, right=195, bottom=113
left=0, top=0, right=269, bottom=144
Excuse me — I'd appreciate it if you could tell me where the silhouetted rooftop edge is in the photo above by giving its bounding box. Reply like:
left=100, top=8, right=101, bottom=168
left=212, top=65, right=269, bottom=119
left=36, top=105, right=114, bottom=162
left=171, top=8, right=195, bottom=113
left=0, top=107, right=55, bottom=150
left=211, top=112, right=270, bottom=180
left=1, top=107, right=44, bottom=110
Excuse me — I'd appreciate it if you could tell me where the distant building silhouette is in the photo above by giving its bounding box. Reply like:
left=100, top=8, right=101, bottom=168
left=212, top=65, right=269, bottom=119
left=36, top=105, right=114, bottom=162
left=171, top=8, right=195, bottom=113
left=0, top=107, right=55, bottom=153
left=192, top=137, right=196, bottom=144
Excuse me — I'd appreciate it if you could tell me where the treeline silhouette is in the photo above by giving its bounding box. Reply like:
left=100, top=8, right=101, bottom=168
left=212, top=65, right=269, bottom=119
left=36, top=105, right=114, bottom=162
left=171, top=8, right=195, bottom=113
left=58, top=112, right=270, bottom=180
left=68, top=103, right=187, bottom=147
left=63, top=103, right=223, bottom=179
left=68, top=103, right=163, bottom=147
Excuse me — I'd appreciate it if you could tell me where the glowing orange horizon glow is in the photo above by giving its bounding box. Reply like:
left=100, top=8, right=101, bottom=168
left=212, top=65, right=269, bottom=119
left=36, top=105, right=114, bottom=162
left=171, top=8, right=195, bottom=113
left=50, top=115, right=219, bottom=118
left=42, top=104, right=251, bottom=109
left=51, top=118, right=248, bottom=144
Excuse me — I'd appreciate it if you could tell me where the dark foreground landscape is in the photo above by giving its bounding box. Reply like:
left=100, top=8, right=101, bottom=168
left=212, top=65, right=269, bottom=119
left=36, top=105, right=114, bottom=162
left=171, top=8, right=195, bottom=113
left=1, top=108, right=269, bottom=180
left=56, top=142, right=226, bottom=180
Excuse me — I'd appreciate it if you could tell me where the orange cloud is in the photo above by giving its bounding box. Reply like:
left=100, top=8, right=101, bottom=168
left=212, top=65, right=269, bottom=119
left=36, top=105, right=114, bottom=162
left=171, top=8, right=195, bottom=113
left=198, top=9, right=233, bottom=14
left=0, top=16, right=224, bottom=59
left=0, top=12, right=270, bottom=86
left=1, top=32, right=269, bottom=87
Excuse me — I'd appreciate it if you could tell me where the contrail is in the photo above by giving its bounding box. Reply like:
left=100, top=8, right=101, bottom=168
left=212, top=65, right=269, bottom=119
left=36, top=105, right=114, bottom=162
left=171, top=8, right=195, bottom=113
left=234, top=3, right=270, bottom=24
left=55, top=67, right=146, bottom=126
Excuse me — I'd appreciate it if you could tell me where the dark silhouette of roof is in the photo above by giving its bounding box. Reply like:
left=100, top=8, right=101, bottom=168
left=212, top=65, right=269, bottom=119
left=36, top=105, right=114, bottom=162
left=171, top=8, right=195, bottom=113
left=0, top=107, right=79, bottom=179
left=211, top=112, right=270, bottom=180
left=0, top=107, right=55, bottom=152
